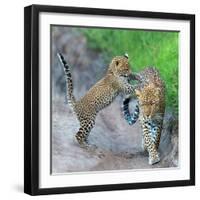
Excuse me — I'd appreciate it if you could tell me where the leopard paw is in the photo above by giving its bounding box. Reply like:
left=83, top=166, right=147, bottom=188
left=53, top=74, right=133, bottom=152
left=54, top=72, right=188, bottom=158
left=149, top=156, right=160, bottom=165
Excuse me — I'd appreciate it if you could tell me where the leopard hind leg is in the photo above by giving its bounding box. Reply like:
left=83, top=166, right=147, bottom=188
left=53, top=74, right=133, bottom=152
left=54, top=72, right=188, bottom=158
left=75, top=119, right=95, bottom=148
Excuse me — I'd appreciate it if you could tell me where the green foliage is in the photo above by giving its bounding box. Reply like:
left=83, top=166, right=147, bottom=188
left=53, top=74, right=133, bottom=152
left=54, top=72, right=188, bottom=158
left=81, top=28, right=179, bottom=112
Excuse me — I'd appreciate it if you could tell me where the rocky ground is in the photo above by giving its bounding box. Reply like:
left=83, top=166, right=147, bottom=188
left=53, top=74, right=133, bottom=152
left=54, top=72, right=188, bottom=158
left=51, top=26, right=178, bottom=174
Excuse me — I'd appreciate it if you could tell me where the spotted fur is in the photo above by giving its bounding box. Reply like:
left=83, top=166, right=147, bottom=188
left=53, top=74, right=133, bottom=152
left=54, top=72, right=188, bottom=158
left=58, top=53, right=136, bottom=147
left=123, top=67, right=165, bottom=165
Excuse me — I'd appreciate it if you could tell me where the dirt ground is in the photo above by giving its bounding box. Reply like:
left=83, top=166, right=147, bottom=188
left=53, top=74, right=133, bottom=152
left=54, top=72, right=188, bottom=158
left=51, top=26, right=178, bottom=174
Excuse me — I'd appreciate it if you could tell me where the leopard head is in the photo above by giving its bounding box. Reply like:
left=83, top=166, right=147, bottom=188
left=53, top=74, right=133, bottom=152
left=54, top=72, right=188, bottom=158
left=135, top=83, right=161, bottom=117
left=108, top=54, right=132, bottom=78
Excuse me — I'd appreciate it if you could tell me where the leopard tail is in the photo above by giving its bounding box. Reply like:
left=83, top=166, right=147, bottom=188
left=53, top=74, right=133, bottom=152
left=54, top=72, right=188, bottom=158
left=57, top=53, right=76, bottom=109
left=122, top=97, right=139, bottom=125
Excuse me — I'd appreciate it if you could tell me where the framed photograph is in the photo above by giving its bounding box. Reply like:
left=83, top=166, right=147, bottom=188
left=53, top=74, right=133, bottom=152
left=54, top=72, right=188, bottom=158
left=24, top=4, right=195, bottom=195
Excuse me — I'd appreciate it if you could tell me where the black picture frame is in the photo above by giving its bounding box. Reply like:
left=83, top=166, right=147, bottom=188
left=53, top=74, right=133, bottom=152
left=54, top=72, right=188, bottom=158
left=24, top=4, right=195, bottom=196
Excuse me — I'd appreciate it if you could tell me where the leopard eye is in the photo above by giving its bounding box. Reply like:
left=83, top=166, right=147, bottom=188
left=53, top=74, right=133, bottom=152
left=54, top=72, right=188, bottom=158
left=116, top=61, right=119, bottom=66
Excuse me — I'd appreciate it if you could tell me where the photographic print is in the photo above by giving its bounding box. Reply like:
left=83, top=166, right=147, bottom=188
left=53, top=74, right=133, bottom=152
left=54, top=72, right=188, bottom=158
left=51, top=26, right=179, bottom=173
left=24, top=5, right=195, bottom=195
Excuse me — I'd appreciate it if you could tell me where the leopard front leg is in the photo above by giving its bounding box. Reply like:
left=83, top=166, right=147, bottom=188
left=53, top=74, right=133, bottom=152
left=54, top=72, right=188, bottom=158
left=152, top=126, right=162, bottom=150
left=141, top=135, right=147, bottom=152
left=141, top=122, right=148, bottom=152
left=142, top=121, right=160, bottom=165
left=147, top=141, right=160, bottom=165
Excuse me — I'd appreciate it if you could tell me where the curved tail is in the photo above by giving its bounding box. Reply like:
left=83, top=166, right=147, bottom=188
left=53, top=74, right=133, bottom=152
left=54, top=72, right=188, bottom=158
left=57, top=53, right=76, bottom=109
left=122, top=97, right=139, bottom=125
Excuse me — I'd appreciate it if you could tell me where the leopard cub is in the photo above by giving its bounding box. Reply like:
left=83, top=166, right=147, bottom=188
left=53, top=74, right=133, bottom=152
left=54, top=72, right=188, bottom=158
left=58, top=53, right=135, bottom=147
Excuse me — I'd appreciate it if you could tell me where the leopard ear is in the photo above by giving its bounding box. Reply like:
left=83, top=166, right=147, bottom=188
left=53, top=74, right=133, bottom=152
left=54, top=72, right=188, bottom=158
left=124, top=53, right=129, bottom=59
